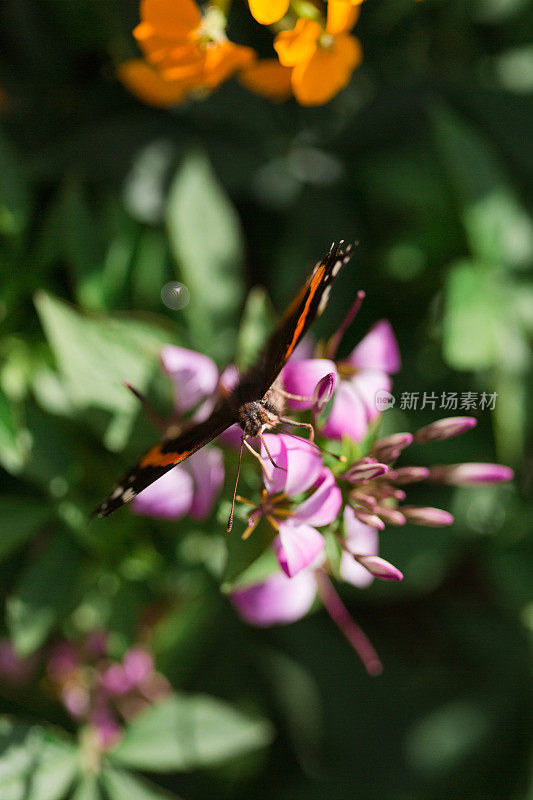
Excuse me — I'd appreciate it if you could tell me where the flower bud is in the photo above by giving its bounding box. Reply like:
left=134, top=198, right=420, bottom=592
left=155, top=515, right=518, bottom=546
left=373, top=432, right=413, bottom=458
left=387, top=466, right=430, bottom=484
left=401, top=506, right=454, bottom=526
left=351, top=492, right=378, bottom=510
left=313, top=372, right=336, bottom=413
left=345, top=461, right=389, bottom=483
left=353, top=509, right=385, bottom=529
left=377, top=507, right=406, bottom=526
left=355, top=555, right=403, bottom=581
left=429, top=463, right=514, bottom=485
left=415, top=416, right=477, bottom=443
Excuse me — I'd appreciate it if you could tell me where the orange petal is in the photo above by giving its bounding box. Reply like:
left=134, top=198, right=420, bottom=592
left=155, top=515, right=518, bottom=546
left=326, top=1, right=361, bottom=34
left=291, top=33, right=362, bottom=106
left=117, top=59, right=188, bottom=107
left=248, top=0, right=289, bottom=25
left=140, top=0, right=201, bottom=37
left=274, top=18, right=321, bottom=67
left=202, top=41, right=255, bottom=89
left=240, top=58, right=292, bottom=101
left=135, top=27, right=197, bottom=68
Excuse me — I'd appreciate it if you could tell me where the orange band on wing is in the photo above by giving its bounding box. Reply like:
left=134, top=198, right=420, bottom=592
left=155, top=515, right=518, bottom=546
left=284, top=263, right=325, bottom=361
left=140, top=443, right=192, bottom=468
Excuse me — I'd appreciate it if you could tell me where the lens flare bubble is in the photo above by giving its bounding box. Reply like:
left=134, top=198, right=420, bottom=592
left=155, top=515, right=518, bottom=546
left=161, top=282, right=190, bottom=310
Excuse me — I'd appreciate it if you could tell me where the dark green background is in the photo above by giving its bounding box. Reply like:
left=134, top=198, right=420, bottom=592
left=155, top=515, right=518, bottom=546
left=0, top=0, right=531, bottom=798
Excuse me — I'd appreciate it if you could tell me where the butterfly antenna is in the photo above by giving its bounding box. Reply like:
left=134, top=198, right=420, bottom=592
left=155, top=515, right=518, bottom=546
left=280, top=428, right=346, bottom=463
left=227, top=436, right=246, bottom=533
left=259, top=430, right=284, bottom=471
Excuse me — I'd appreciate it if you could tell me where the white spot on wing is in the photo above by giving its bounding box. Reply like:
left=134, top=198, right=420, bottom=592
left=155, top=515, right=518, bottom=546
left=331, top=259, right=342, bottom=277
left=111, top=485, right=123, bottom=500
left=318, top=285, right=332, bottom=315
left=121, top=488, right=136, bottom=503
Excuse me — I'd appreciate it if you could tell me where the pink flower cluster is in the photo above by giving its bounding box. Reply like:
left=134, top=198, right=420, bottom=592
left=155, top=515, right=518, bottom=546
left=46, top=633, right=169, bottom=749
left=125, top=303, right=513, bottom=672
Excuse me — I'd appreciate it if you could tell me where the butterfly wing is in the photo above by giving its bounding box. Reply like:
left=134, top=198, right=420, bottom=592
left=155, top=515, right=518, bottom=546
left=254, top=241, right=354, bottom=396
left=93, top=405, right=235, bottom=518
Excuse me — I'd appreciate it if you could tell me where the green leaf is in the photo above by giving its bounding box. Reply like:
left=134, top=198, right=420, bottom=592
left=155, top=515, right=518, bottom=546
left=110, top=693, right=273, bottom=772
left=235, top=287, right=276, bottom=371
left=102, top=767, right=182, bottom=800
left=222, top=517, right=276, bottom=588
left=222, top=547, right=279, bottom=593
left=59, top=179, right=105, bottom=303
left=257, top=648, right=321, bottom=772
left=6, top=531, right=81, bottom=655
left=0, top=126, right=31, bottom=236
left=166, top=151, right=245, bottom=361
left=34, top=292, right=173, bottom=450
left=0, top=496, right=51, bottom=561
left=430, top=103, right=533, bottom=270
left=442, top=260, right=501, bottom=371
left=0, top=388, right=29, bottom=473
left=0, top=717, right=77, bottom=800
left=71, top=775, right=102, bottom=800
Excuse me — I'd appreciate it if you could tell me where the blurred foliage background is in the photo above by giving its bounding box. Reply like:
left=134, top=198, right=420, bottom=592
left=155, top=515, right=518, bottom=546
left=0, top=0, right=532, bottom=798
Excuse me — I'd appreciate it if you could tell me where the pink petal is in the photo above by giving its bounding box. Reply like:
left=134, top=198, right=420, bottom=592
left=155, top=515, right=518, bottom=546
left=346, top=320, right=401, bottom=374
left=100, top=663, right=132, bottom=695
left=339, top=552, right=375, bottom=588
left=289, top=335, right=315, bottom=362
left=219, top=364, right=240, bottom=392
left=122, top=647, right=153, bottom=687
left=161, top=345, right=219, bottom=413
left=276, top=519, right=325, bottom=577
left=282, top=359, right=337, bottom=410
left=320, top=381, right=369, bottom=442
left=230, top=569, right=317, bottom=627
left=132, top=466, right=193, bottom=519
left=343, top=505, right=379, bottom=555
left=295, top=468, right=342, bottom=527
left=185, top=447, right=224, bottom=520
left=260, top=434, right=323, bottom=496
left=217, top=423, right=244, bottom=448
left=352, top=370, right=392, bottom=424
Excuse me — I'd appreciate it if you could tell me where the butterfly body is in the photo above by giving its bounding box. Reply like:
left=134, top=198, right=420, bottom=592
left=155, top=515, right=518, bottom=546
left=94, top=241, right=354, bottom=518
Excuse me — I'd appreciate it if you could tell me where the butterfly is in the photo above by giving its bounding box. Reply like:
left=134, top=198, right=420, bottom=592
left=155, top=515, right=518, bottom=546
left=94, top=241, right=354, bottom=519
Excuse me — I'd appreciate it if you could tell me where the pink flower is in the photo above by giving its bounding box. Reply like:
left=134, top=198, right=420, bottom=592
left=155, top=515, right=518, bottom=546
left=282, top=319, right=401, bottom=442
left=161, top=345, right=219, bottom=414
left=132, top=446, right=224, bottom=520
left=231, top=569, right=317, bottom=626
left=238, top=434, right=342, bottom=577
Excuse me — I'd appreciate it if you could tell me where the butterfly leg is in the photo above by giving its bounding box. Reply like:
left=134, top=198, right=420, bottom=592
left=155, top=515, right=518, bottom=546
left=277, top=388, right=314, bottom=403
left=278, top=416, right=315, bottom=443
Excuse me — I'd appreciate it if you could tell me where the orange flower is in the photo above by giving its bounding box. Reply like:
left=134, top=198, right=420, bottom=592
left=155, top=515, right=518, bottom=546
left=240, top=59, right=292, bottom=101
left=326, top=0, right=361, bottom=35
left=118, top=59, right=188, bottom=107
left=274, top=6, right=362, bottom=106
left=248, top=0, right=289, bottom=25
left=126, top=0, right=254, bottom=104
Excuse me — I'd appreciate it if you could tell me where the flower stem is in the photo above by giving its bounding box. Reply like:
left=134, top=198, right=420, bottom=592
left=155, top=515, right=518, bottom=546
left=325, top=290, right=365, bottom=360
left=315, top=570, right=383, bottom=676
